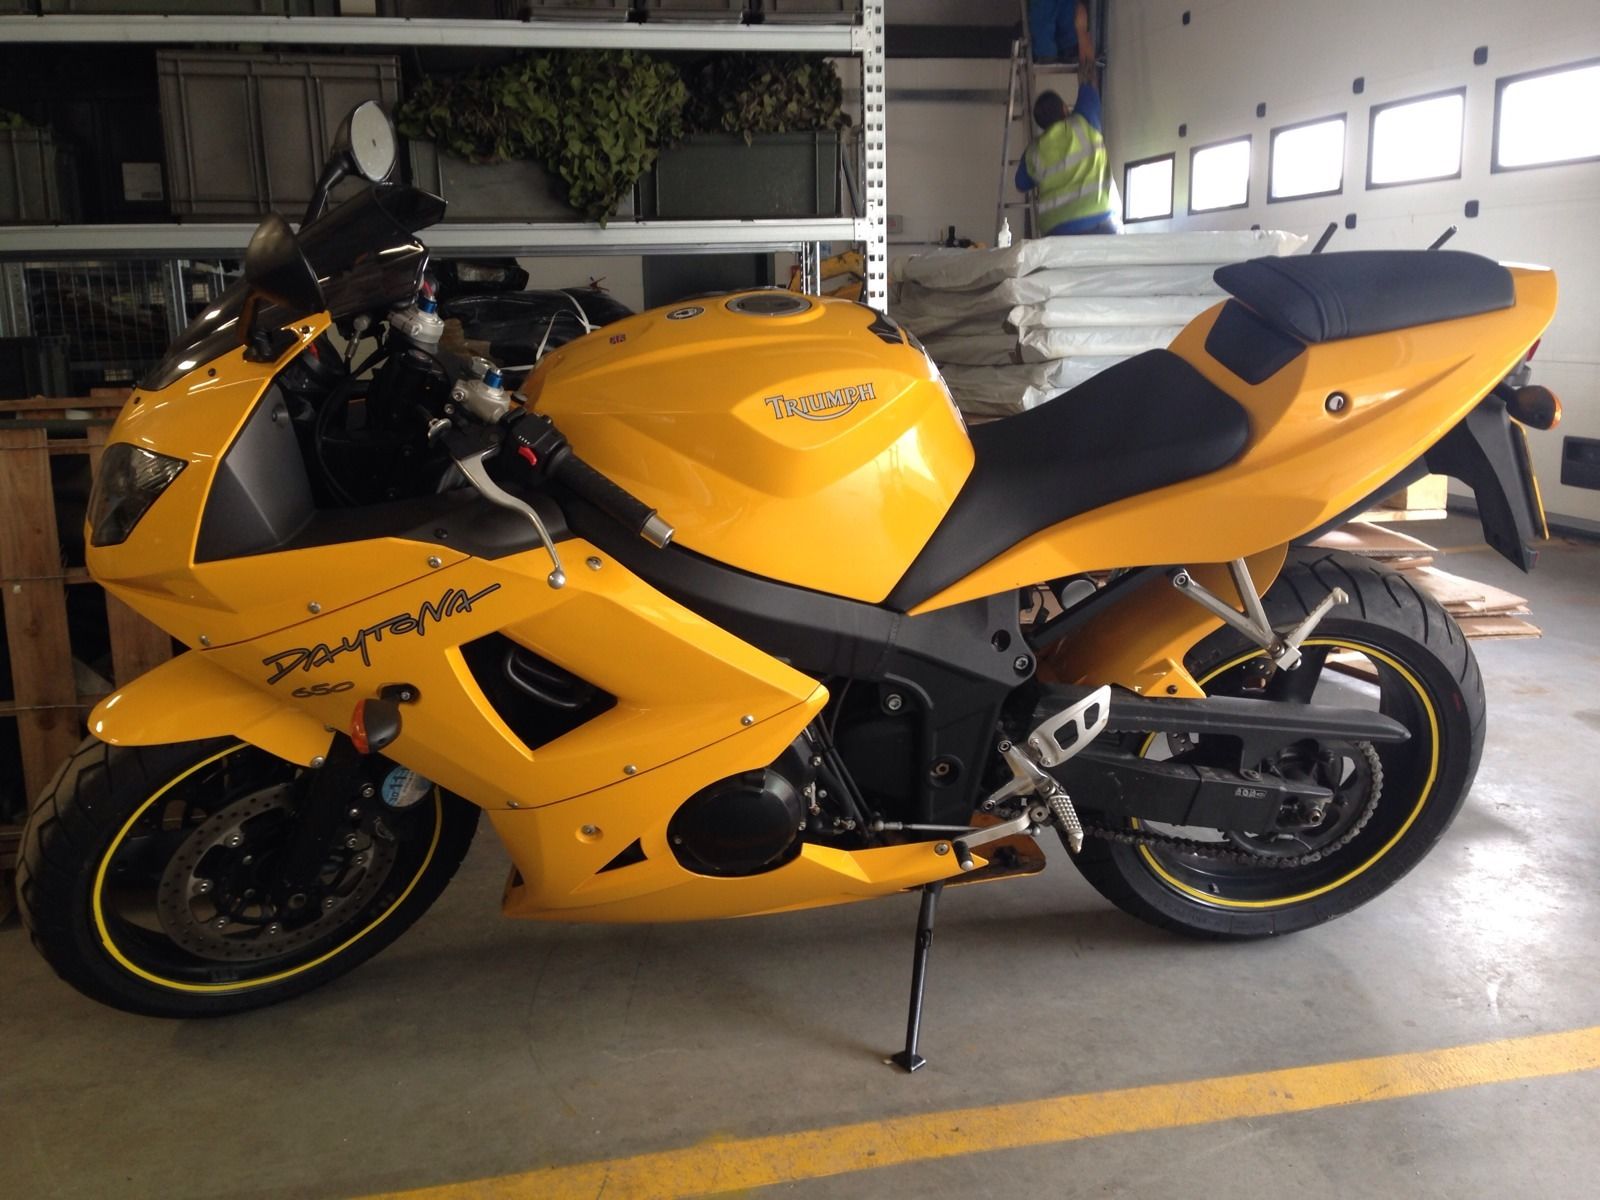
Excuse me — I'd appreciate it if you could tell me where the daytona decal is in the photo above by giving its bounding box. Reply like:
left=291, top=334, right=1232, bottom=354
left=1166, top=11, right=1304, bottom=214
left=262, top=583, right=501, bottom=685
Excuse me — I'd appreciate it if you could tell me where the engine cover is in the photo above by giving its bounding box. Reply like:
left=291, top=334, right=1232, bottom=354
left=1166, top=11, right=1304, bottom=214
left=668, top=760, right=809, bottom=878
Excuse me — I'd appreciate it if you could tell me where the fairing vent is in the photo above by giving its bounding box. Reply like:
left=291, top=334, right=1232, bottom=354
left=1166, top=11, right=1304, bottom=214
left=458, top=633, right=615, bottom=753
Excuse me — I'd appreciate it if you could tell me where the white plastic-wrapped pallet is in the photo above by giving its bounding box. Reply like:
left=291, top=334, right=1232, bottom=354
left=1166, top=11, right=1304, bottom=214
left=896, top=229, right=1305, bottom=290
left=941, top=358, right=1131, bottom=417
left=1006, top=294, right=1218, bottom=330
left=919, top=332, right=1020, bottom=366
left=894, top=229, right=1308, bottom=416
left=1016, top=325, right=1187, bottom=362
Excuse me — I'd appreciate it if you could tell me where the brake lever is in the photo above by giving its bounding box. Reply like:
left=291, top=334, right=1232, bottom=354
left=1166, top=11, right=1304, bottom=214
left=438, top=424, right=566, bottom=589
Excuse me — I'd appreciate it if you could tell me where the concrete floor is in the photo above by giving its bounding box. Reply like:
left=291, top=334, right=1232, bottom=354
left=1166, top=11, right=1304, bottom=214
left=4, top=515, right=1599, bottom=1199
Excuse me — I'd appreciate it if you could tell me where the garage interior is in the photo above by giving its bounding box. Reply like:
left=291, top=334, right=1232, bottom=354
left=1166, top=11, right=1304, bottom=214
left=2, top=2, right=1599, bottom=1198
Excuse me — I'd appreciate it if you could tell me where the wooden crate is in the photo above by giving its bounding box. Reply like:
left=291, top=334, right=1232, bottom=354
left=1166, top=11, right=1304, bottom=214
left=1, top=392, right=175, bottom=847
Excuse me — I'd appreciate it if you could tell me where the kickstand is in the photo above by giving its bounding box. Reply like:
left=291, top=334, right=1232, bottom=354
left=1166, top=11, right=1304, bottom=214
left=888, top=880, right=945, bottom=1073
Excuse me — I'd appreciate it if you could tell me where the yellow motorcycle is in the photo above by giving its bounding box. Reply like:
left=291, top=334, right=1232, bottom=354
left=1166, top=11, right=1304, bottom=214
left=18, top=105, right=1562, bottom=1069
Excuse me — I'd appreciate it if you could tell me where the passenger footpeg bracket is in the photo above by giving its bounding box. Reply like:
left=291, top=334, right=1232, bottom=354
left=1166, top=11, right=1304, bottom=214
left=1171, top=559, right=1347, bottom=671
left=1027, top=684, right=1111, bottom=767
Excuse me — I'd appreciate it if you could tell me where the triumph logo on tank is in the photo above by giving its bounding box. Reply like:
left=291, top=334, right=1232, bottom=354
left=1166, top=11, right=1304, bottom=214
left=764, top=381, right=878, bottom=422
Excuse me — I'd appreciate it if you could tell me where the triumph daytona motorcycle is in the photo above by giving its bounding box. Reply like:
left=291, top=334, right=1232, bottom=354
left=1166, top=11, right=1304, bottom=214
left=17, top=104, right=1563, bottom=1066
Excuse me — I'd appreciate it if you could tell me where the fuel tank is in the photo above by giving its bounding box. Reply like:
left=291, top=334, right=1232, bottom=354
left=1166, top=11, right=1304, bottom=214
left=524, top=292, right=974, bottom=603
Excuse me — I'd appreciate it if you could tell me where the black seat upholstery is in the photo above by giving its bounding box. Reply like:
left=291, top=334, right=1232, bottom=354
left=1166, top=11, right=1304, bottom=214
left=1214, top=250, right=1514, bottom=344
left=887, top=350, right=1250, bottom=611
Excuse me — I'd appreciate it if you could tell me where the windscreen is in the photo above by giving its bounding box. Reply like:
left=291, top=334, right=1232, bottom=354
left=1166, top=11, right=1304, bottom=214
left=141, top=186, right=447, bottom=391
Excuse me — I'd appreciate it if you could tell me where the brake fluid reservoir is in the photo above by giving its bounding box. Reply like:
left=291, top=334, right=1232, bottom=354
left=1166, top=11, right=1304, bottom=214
left=391, top=291, right=444, bottom=352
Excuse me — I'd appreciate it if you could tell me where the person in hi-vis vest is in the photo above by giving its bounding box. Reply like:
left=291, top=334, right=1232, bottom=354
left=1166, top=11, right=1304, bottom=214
left=1015, top=79, right=1116, bottom=237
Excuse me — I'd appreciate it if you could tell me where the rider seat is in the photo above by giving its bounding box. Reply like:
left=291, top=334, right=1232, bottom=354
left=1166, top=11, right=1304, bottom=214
left=887, top=350, right=1249, bottom=611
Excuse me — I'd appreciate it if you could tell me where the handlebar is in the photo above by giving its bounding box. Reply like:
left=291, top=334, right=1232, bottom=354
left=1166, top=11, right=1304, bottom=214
left=549, top=452, right=674, bottom=548
left=506, top=411, right=674, bottom=549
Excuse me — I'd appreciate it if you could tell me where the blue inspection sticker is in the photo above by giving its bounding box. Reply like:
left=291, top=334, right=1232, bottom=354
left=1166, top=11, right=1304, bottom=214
left=381, top=766, right=432, bottom=809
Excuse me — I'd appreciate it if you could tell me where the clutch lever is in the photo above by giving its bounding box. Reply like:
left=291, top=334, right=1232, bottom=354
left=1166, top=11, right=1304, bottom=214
left=436, top=422, right=566, bottom=589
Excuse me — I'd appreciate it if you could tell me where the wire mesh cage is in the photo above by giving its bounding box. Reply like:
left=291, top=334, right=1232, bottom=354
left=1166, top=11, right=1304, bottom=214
left=4, top=258, right=238, bottom=392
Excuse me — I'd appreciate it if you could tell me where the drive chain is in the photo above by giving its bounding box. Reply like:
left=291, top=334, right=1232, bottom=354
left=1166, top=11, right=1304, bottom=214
left=1079, top=741, right=1385, bottom=869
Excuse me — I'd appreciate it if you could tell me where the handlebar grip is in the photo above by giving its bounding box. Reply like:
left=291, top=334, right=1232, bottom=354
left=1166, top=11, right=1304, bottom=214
left=551, top=452, right=674, bottom=548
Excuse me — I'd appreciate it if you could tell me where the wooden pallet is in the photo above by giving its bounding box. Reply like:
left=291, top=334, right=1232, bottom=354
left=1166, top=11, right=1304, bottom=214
left=1312, top=521, right=1542, bottom=641
left=1, top=393, right=174, bottom=850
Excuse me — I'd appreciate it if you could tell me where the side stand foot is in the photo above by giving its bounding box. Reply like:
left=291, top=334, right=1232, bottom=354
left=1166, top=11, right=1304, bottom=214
left=887, top=880, right=944, bottom=1073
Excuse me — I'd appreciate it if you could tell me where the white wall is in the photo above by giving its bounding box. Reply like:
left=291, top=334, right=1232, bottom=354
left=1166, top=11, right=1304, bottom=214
left=1105, top=0, right=1600, bottom=524
left=881, top=57, right=1016, bottom=250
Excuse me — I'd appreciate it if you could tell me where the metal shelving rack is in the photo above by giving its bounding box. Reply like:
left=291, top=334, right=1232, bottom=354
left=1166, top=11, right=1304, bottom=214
left=0, top=4, right=889, bottom=310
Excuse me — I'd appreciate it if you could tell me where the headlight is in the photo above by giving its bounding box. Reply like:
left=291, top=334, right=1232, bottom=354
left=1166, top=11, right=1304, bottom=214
left=89, top=444, right=186, bottom=547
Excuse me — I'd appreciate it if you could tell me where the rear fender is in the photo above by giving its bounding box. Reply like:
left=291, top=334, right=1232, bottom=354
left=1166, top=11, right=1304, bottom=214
left=89, top=652, right=333, bottom=766
left=1423, top=394, right=1545, bottom=570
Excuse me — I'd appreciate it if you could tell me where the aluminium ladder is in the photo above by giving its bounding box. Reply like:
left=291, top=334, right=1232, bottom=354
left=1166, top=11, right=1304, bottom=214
left=995, top=0, right=1103, bottom=242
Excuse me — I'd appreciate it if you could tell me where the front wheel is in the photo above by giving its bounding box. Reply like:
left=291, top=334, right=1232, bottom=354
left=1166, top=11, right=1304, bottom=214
left=1070, top=548, right=1485, bottom=938
left=17, top=736, right=478, bottom=1017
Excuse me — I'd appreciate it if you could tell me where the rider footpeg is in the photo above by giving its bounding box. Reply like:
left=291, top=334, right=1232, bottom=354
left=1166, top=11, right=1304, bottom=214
left=1046, top=789, right=1085, bottom=854
left=969, top=687, right=1109, bottom=857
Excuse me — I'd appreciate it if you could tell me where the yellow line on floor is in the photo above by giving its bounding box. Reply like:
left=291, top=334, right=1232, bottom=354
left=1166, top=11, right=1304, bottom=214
left=372, top=1024, right=1600, bottom=1200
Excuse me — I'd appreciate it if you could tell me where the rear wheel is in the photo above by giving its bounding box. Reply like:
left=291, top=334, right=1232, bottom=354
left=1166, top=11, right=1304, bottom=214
left=17, top=736, right=478, bottom=1016
left=1069, top=549, right=1485, bottom=937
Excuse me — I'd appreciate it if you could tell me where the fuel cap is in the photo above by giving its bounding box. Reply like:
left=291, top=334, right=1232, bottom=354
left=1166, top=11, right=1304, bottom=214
left=726, top=292, right=813, bottom=317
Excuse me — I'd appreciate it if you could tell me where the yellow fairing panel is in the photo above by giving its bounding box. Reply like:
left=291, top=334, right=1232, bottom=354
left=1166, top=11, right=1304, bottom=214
left=914, top=267, right=1557, bottom=613
left=526, top=294, right=973, bottom=603
left=84, top=316, right=461, bottom=652
left=89, top=653, right=331, bottom=765
left=197, top=542, right=823, bottom=811
left=499, top=788, right=980, bottom=923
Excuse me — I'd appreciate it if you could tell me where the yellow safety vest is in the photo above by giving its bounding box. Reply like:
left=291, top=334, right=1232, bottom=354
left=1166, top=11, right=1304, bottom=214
left=1026, top=116, right=1111, bottom=232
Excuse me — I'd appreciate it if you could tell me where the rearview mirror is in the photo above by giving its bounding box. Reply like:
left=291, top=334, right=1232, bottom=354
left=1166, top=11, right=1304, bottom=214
left=343, top=100, right=398, bottom=184
left=303, top=100, right=397, bottom=227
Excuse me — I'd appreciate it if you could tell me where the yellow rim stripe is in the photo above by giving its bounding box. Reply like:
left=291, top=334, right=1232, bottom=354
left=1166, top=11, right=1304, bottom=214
left=92, top=743, right=442, bottom=994
left=367, top=1024, right=1600, bottom=1200
left=1134, top=637, right=1440, bottom=910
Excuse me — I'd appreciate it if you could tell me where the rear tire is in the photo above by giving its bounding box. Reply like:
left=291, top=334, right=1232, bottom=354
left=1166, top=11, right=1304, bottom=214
left=1069, top=548, right=1485, bottom=938
left=17, top=736, right=479, bottom=1017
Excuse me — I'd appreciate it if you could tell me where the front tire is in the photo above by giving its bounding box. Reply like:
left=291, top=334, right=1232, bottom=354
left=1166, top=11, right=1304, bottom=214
left=17, top=736, right=478, bottom=1017
left=1070, top=548, right=1485, bottom=938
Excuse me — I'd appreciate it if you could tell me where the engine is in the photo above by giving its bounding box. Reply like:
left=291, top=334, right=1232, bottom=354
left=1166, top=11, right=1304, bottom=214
left=667, top=740, right=817, bottom=877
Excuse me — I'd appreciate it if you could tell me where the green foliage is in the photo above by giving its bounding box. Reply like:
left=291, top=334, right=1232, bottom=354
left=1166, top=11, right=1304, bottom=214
left=683, top=55, right=851, bottom=143
left=396, top=50, right=687, bottom=224
left=396, top=51, right=847, bottom=222
left=0, top=109, right=36, bottom=132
